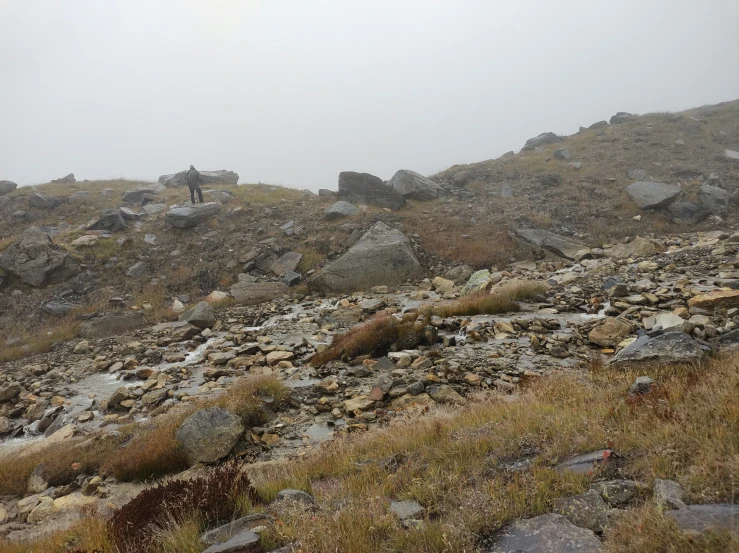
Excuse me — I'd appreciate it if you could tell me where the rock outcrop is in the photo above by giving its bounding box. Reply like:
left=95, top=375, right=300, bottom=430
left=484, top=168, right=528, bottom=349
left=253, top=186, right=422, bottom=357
left=0, top=227, right=80, bottom=287
left=324, top=201, right=360, bottom=220
left=625, top=182, right=681, bottom=209
left=338, top=171, right=406, bottom=210
left=165, top=203, right=221, bottom=228
left=122, top=184, right=166, bottom=204
left=521, top=132, right=563, bottom=151
left=0, top=180, right=17, bottom=196
left=158, top=170, right=239, bottom=188
left=388, top=170, right=447, bottom=201
left=311, top=222, right=421, bottom=293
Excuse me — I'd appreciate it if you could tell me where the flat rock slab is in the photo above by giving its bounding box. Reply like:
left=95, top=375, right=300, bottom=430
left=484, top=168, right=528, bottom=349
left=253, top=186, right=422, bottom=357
left=201, top=528, right=261, bottom=553
left=668, top=504, right=739, bottom=534
left=389, top=500, right=424, bottom=520
left=590, top=480, right=640, bottom=507
left=230, top=281, right=288, bottom=305
left=271, top=252, right=302, bottom=277
left=513, top=229, right=586, bottom=260
left=557, top=450, right=613, bottom=475
left=201, top=514, right=272, bottom=546
left=611, top=332, right=709, bottom=365
left=625, top=182, right=681, bottom=210
left=688, top=289, right=739, bottom=310
left=165, top=202, right=221, bottom=228
left=552, top=489, right=609, bottom=533
left=489, top=513, right=602, bottom=552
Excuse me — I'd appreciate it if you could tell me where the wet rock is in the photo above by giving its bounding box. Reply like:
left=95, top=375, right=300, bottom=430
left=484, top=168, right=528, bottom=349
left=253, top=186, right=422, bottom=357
left=552, top=489, right=609, bottom=533
left=179, top=301, right=215, bottom=329
left=79, top=313, right=145, bottom=339
left=521, top=132, right=563, bottom=151
left=611, top=332, right=708, bottom=365
left=338, top=171, right=406, bottom=210
left=0, top=227, right=80, bottom=287
left=668, top=504, right=739, bottom=535
left=653, top=479, right=687, bottom=510
left=489, top=513, right=602, bottom=552
left=230, top=281, right=288, bottom=305
left=0, top=180, right=17, bottom=196
left=388, top=169, right=447, bottom=200
left=591, top=480, right=640, bottom=507
left=311, top=222, right=421, bottom=294
left=176, top=407, right=245, bottom=464
left=159, top=170, right=239, bottom=187
left=165, top=202, right=221, bottom=228
left=625, top=182, right=681, bottom=210
left=389, top=500, right=424, bottom=520
left=588, top=317, right=631, bottom=347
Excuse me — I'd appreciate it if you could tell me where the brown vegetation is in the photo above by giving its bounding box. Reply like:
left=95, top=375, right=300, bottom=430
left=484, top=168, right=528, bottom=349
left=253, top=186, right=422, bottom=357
left=430, top=280, right=548, bottom=318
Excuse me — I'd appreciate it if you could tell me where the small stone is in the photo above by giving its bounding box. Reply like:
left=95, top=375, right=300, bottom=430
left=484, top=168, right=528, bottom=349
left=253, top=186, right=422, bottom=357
left=653, top=479, right=687, bottom=511
left=389, top=499, right=424, bottom=520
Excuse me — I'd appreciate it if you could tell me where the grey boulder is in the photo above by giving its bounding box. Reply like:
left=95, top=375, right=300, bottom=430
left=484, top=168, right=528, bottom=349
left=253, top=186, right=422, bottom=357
left=513, top=228, right=586, bottom=260
left=122, top=184, right=166, bottom=204
left=489, top=513, right=602, bottom=552
left=88, top=209, right=127, bottom=233
left=625, top=181, right=681, bottom=209
left=202, top=189, right=234, bottom=204
left=179, top=301, right=215, bottom=329
left=175, top=407, right=245, bottom=465
left=0, top=180, right=17, bottom=196
left=388, top=169, right=447, bottom=201
left=552, top=489, right=609, bottom=533
left=324, top=200, right=360, bottom=220
left=270, top=252, right=302, bottom=277
left=610, top=112, right=633, bottom=124
left=0, top=227, right=80, bottom=287
left=159, top=170, right=239, bottom=187
left=698, top=184, right=728, bottom=214
left=202, top=528, right=261, bottom=553
left=51, top=173, right=75, bottom=183
left=29, top=193, right=62, bottom=210
left=553, top=149, right=571, bottom=161
left=338, top=171, right=406, bottom=210
left=165, top=202, right=221, bottom=228
left=311, top=222, right=422, bottom=294
left=668, top=201, right=708, bottom=224
left=668, top=504, right=739, bottom=535
left=521, top=132, right=564, bottom=151
left=230, top=281, right=288, bottom=305
left=611, top=332, right=709, bottom=365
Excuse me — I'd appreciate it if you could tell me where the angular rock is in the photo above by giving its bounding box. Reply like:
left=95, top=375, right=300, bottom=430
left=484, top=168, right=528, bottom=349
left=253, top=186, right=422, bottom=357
left=201, top=514, right=272, bottom=547
left=0, top=180, right=17, bottom=195
left=338, top=171, right=406, bottom=210
left=628, top=376, right=654, bottom=396
left=514, top=229, right=586, bottom=260
left=428, top=385, right=464, bottom=404
left=389, top=500, right=424, bottom=520
left=230, top=281, right=288, bottom=305
left=557, top=450, right=613, bottom=475
left=552, top=489, right=609, bottom=533
left=715, top=329, right=739, bottom=352
left=142, top=203, right=167, bottom=215
left=388, top=169, right=447, bottom=200
left=628, top=168, right=648, bottom=180
left=88, top=209, right=127, bottom=232
left=625, top=182, right=681, bottom=210
left=521, top=132, right=564, bottom=151
left=201, top=528, right=261, bottom=553
left=165, top=202, right=221, bottom=228
left=668, top=504, right=739, bottom=534
left=275, top=489, right=315, bottom=505
left=610, top=112, right=632, bottom=124
left=270, top=252, right=302, bottom=277
left=588, top=120, right=608, bottom=130
left=126, top=261, right=147, bottom=277
left=51, top=173, right=76, bottom=183
left=311, top=222, right=421, bottom=294
left=176, top=407, right=245, bottom=464
left=591, top=480, right=640, bottom=507
left=202, top=189, right=234, bottom=204
left=159, top=170, right=239, bottom=188
left=29, top=193, right=61, bottom=209
left=43, top=299, right=76, bottom=317
left=607, top=236, right=666, bottom=258
left=0, top=383, right=20, bottom=402
left=698, top=184, right=728, bottom=213
left=122, top=184, right=166, bottom=204
left=611, top=332, right=708, bottom=365
left=79, top=313, right=145, bottom=339
left=179, top=301, right=215, bottom=329
left=553, top=149, right=571, bottom=161
left=668, top=201, right=708, bottom=224
left=589, top=317, right=631, bottom=347
left=0, top=227, right=80, bottom=287
left=653, top=479, right=687, bottom=510
left=489, top=513, right=602, bottom=553
left=688, top=289, right=739, bottom=310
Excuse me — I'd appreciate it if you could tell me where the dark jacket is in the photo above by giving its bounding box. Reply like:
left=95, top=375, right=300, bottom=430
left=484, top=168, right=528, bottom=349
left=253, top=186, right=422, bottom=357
left=187, top=168, right=202, bottom=190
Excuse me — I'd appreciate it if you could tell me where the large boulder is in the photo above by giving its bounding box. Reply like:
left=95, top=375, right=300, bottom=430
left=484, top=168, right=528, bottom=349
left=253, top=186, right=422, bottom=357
left=78, top=313, right=146, bottom=339
left=175, top=407, right=245, bottom=465
left=179, top=301, right=215, bottom=329
left=165, top=202, right=221, bottom=228
left=611, top=332, right=709, bottom=365
left=311, top=222, right=421, bottom=293
left=87, top=209, right=127, bottom=233
left=625, top=182, right=681, bottom=209
left=489, top=513, right=602, bottom=552
left=388, top=170, right=447, bottom=201
left=610, top=112, right=633, bottom=124
left=668, top=201, right=708, bottom=224
left=51, top=173, right=76, bottom=183
left=29, top=193, right=61, bottom=209
left=122, top=184, right=166, bottom=204
left=513, top=229, right=586, bottom=260
left=0, top=227, right=80, bottom=287
left=0, top=181, right=17, bottom=196
left=589, top=317, right=632, bottom=347
left=158, top=170, right=239, bottom=188
left=324, top=201, right=360, bottom=220
left=230, top=281, right=288, bottom=305
left=698, top=184, right=728, bottom=214
left=521, top=132, right=563, bottom=151
left=338, top=171, right=406, bottom=210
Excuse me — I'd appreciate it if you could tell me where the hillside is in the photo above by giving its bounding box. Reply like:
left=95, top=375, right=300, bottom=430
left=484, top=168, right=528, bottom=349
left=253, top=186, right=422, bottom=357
left=0, top=99, right=737, bottom=552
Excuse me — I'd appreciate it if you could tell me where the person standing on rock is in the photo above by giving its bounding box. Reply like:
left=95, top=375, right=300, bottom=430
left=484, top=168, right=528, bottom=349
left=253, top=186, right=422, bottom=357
left=187, top=165, right=204, bottom=204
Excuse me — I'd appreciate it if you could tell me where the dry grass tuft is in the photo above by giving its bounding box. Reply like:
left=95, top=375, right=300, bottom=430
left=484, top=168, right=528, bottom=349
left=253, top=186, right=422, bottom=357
left=430, top=280, right=548, bottom=318
left=0, top=315, right=81, bottom=363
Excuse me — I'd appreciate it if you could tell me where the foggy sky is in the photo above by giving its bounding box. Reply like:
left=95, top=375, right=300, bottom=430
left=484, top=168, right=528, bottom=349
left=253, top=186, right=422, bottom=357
left=1, top=1, right=738, bottom=190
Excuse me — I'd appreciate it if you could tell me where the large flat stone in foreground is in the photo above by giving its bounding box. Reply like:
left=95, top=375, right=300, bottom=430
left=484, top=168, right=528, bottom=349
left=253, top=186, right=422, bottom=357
left=489, top=513, right=601, bottom=552
left=625, top=181, right=680, bottom=209
left=165, top=202, right=221, bottom=228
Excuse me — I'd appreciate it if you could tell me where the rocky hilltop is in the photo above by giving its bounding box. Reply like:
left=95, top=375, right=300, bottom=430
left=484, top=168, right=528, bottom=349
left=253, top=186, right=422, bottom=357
left=0, top=100, right=737, bottom=552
